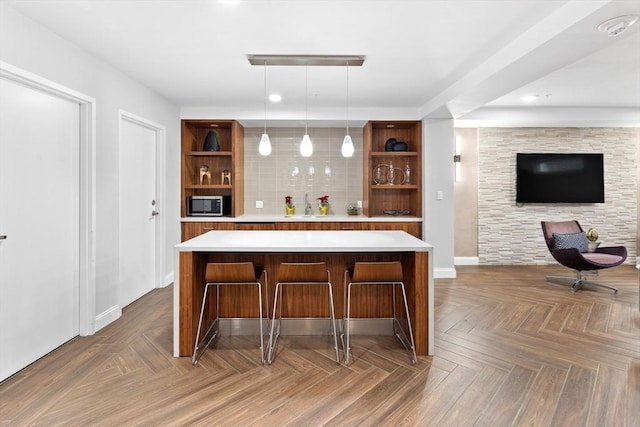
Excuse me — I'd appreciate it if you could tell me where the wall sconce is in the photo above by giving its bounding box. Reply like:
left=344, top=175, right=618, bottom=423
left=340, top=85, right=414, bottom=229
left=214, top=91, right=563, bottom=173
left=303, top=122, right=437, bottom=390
left=454, top=135, right=461, bottom=182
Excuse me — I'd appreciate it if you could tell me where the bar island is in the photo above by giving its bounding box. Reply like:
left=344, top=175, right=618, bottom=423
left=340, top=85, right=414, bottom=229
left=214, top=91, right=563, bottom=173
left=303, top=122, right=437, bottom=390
left=174, top=230, right=434, bottom=357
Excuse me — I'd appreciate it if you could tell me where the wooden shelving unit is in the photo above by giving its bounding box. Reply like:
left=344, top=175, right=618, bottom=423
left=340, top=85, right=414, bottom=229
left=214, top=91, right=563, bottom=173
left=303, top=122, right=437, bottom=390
left=363, top=121, right=422, bottom=217
left=180, top=120, right=244, bottom=218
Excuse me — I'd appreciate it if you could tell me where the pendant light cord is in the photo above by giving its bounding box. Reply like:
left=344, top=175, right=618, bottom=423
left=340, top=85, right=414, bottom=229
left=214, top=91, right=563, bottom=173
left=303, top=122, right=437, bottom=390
left=263, top=61, right=267, bottom=134
left=346, top=61, right=349, bottom=135
left=305, top=64, right=309, bottom=134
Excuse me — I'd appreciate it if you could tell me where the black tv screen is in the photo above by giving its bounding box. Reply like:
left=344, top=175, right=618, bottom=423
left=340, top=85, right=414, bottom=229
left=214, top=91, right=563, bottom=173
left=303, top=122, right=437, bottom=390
left=516, top=153, right=604, bottom=203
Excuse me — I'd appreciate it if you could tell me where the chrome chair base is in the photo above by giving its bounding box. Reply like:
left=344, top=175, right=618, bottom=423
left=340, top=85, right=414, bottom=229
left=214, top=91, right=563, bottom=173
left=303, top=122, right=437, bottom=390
left=546, top=271, right=618, bottom=294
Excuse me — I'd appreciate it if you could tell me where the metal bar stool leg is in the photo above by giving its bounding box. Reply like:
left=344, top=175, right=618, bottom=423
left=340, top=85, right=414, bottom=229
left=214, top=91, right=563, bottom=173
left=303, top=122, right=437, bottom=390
left=327, top=282, right=340, bottom=363
left=192, top=283, right=219, bottom=365
left=398, top=282, right=418, bottom=364
left=345, top=282, right=353, bottom=365
left=266, top=282, right=282, bottom=364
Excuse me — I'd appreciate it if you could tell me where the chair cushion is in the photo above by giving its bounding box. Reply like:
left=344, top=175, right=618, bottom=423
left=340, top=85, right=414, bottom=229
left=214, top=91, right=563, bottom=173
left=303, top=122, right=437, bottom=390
left=552, top=232, right=588, bottom=253
left=581, top=253, right=624, bottom=265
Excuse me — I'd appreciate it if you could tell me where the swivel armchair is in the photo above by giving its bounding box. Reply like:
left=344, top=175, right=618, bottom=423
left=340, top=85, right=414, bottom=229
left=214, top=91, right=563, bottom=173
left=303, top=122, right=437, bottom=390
left=541, top=220, right=627, bottom=293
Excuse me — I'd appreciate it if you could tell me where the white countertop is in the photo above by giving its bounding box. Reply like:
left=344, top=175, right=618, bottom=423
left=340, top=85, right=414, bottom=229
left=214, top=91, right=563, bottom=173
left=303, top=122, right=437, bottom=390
left=175, top=230, right=432, bottom=252
left=181, top=214, right=422, bottom=223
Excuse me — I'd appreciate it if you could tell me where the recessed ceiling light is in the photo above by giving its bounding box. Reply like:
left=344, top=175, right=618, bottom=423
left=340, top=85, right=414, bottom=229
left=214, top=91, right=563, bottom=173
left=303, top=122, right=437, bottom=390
left=520, top=94, right=539, bottom=103
left=597, top=15, right=638, bottom=37
left=269, top=93, right=282, bottom=103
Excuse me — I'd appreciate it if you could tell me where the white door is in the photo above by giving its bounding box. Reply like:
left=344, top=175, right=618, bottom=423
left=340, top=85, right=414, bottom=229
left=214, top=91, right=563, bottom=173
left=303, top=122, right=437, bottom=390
left=118, top=116, right=158, bottom=307
left=0, top=77, right=80, bottom=382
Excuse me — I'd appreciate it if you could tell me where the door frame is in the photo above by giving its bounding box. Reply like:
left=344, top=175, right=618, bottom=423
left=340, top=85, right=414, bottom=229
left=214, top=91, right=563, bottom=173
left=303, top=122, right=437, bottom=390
left=117, top=110, right=166, bottom=297
left=0, top=60, right=97, bottom=336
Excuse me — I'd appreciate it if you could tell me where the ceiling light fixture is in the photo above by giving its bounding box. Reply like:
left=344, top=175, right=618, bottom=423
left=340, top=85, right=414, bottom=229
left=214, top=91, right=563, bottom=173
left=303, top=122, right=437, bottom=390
left=300, top=65, right=313, bottom=157
left=341, top=61, right=354, bottom=157
left=268, top=93, right=282, bottom=103
left=520, top=94, right=539, bottom=103
left=258, top=61, right=272, bottom=156
left=597, top=15, right=638, bottom=37
left=248, top=54, right=365, bottom=67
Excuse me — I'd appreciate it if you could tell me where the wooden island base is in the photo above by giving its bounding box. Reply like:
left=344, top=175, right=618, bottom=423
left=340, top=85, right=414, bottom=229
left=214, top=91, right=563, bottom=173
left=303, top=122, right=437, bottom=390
left=174, top=231, right=433, bottom=357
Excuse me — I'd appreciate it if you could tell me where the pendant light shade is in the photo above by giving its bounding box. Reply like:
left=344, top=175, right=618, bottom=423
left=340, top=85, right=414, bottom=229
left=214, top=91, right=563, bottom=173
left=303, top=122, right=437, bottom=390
left=259, top=61, right=272, bottom=156
left=300, top=134, right=313, bottom=157
left=259, top=133, right=272, bottom=155
left=341, top=135, right=354, bottom=157
left=300, top=65, right=313, bottom=157
left=342, top=61, right=354, bottom=157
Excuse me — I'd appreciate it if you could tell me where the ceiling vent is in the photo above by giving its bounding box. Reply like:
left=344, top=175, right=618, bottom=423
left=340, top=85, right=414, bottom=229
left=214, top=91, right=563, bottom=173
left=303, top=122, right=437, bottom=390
left=597, top=15, right=638, bottom=37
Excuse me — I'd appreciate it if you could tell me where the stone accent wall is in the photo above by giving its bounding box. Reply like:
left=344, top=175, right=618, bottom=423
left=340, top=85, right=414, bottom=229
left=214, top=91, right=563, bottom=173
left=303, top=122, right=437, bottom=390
left=478, top=128, right=637, bottom=265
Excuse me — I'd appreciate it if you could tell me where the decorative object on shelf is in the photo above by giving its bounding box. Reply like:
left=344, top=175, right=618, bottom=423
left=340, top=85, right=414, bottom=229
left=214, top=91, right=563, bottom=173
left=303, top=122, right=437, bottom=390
left=346, top=202, right=360, bottom=215
left=372, top=164, right=406, bottom=185
left=199, top=165, right=211, bottom=185
left=385, top=138, right=397, bottom=151
left=404, top=162, right=411, bottom=184
left=317, top=195, right=330, bottom=215
left=203, top=130, right=220, bottom=151
left=393, top=141, right=408, bottom=151
left=383, top=209, right=411, bottom=216
left=586, top=228, right=601, bottom=252
left=221, top=169, right=231, bottom=185
left=374, top=164, right=387, bottom=184
left=285, top=195, right=295, bottom=215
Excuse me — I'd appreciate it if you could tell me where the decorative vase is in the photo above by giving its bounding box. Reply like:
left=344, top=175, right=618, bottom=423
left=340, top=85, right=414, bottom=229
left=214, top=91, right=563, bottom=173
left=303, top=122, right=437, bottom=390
left=203, top=130, right=220, bottom=151
left=319, top=205, right=329, bottom=216
left=285, top=205, right=295, bottom=216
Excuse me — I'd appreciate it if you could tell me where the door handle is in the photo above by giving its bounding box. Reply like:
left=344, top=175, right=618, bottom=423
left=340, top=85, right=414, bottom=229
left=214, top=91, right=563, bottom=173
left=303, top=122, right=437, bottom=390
left=0, top=235, right=6, bottom=240
left=151, top=211, right=159, bottom=216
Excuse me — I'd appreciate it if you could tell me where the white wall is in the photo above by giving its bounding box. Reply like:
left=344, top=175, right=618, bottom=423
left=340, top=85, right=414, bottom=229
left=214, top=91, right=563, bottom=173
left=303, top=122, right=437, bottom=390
left=0, top=4, right=180, bottom=328
left=424, top=118, right=456, bottom=278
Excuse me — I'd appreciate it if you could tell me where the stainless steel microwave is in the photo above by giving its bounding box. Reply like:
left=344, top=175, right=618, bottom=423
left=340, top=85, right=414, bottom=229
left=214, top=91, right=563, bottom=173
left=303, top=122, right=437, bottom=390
left=187, top=195, right=231, bottom=216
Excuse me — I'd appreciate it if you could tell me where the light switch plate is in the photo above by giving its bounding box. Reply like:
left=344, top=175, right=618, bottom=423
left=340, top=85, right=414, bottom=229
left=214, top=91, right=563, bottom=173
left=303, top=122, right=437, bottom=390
left=436, top=191, right=444, bottom=200
left=255, top=200, right=263, bottom=208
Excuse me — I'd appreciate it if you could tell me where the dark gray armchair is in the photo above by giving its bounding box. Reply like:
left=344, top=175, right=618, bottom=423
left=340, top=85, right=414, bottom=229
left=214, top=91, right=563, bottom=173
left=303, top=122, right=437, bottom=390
left=541, top=220, right=627, bottom=293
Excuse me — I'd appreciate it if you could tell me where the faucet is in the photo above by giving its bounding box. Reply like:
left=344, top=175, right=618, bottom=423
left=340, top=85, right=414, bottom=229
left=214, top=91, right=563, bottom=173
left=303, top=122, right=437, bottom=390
left=304, top=193, right=313, bottom=215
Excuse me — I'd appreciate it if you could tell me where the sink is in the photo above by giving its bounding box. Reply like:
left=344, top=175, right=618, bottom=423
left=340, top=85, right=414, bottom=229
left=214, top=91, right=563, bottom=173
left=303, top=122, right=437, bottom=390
left=284, top=215, right=316, bottom=219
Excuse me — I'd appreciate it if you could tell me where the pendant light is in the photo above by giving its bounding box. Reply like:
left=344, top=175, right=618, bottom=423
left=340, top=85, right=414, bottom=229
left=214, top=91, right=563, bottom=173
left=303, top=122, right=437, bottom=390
left=258, top=61, right=272, bottom=156
left=300, top=64, right=313, bottom=157
left=341, top=61, right=355, bottom=157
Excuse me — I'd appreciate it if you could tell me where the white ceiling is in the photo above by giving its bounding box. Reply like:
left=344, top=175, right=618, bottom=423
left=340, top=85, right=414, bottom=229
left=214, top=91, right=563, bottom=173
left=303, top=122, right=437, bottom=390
left=6, top=0, right=640, bottom=127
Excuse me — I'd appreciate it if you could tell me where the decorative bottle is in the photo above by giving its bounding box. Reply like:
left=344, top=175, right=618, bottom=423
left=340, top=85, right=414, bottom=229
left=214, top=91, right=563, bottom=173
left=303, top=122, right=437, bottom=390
left=388, top=161, right=395, bottom=185
left=404, top=162, right=411, bottom=184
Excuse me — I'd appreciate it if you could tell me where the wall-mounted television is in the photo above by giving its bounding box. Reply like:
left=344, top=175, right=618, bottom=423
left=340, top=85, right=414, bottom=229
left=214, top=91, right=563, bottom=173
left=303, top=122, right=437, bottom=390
left=516, top=153, right=604, bottom=203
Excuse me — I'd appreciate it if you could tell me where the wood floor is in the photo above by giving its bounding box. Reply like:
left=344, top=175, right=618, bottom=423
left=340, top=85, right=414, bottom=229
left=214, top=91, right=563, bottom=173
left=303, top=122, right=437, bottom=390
left=1, top=265, right=638, bottom=426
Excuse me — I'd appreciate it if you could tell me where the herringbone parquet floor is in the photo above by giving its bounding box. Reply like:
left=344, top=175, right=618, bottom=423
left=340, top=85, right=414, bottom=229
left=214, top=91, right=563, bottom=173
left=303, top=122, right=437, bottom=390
left=1, top=265, right=638, bottom=426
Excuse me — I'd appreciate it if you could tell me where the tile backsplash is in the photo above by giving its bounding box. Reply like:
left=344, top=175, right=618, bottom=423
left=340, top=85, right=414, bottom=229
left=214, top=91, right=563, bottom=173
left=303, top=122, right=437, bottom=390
left=244, top=127, right=363, bottom=215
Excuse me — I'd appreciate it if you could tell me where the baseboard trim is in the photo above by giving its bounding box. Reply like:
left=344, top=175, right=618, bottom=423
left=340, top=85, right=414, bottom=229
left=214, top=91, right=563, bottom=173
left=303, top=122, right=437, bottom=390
left=163, top=272, right=174, bottom=287
left=455, top=257, right=479, bottom=265
left=94, top=305, right=121, bottom=332
left=434, top=267, right=457, bottom=279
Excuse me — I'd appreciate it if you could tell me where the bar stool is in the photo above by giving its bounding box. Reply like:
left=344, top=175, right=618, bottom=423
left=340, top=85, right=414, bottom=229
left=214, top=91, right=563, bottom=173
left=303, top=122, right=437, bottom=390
left=192, top=262, right=267, bottom=365
left=343, top=261, right=417, bottom=365
left=266, top=262, right=340, bottom=364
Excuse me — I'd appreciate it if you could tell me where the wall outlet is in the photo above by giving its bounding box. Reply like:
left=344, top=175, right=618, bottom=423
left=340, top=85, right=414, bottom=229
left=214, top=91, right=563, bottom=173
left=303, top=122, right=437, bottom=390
left=356, top=200, right=362, bottom=208
left=436, top=191, right=444, bottom=200
left=255, top=200, right=263, bottom=209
